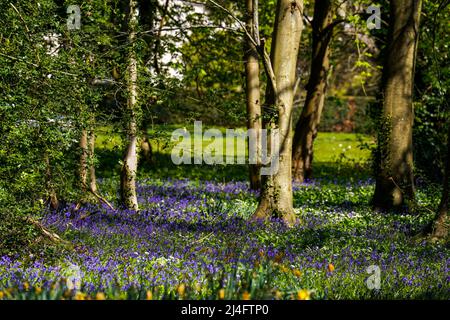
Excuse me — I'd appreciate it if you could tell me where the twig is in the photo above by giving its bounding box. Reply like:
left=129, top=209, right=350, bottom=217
left=206, top=0, right=278, bottom=96
left=252, top=0, right=260, bottom=45
left=191, top=231, right=215, bottom=245
left=0, top=52, right=78, bottom=77
left=84, top=183, right=116, bottom=211
left=10, top=3, right=30, bottom=35
left=303, top=13, right=313, bottom=26
left=139, top=25, right=241, bottom=35
left=26, top=217, right=72, bottom=247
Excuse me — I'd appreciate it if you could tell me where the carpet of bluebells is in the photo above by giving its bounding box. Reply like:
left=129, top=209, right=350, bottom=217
left=0, top=178, right=449, bottom=300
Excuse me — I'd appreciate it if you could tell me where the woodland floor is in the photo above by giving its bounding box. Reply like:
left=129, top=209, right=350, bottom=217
left=0, top=131, right=448, bottom=300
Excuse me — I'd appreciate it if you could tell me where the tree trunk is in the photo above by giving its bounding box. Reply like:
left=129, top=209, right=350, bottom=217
left=292, top=0, right=333, bottom=183
left=373, top=0, right=422, bottom=210
left=80, top=129, right=88, bottom=193
left=431, top=126, right=449, bottom=240
left=140, top=125, right=153, bottom=165
left=88, top=128, right=97, bottom=193
left=245, top=0, right=262, bottom=190
left=44, top=153, right=59, bottom=210
left=252, top=0, right=303, bottom=226
left=120, top=0, right=139, bottom=210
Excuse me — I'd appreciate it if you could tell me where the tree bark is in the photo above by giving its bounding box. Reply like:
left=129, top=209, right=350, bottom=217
left=80, top=125, right=97, bottom=194
left=245, top=0, right=262, bottom=190
left=88, top=128, right=97, bottom=193
left=252, top=0, right=303, bottom=226
left=120, top=0, right=139, bottom=210
left=292, top=0, right=333, bottom=183
left=373, top=0, right=422, bottom=210
left=80, top=129, right=88, bottom=193
left=431, top=126, right=449, bottom=240
left=44, top=153, right=59, bottom=210
left=140, top=124, right=153, bottom=164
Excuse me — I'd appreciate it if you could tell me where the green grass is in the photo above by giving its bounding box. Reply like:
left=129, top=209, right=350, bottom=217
left=94, top=125, right=374, bottom=181
left=313, top=132, right=373, bottom=162
left=96, top=125, right=373, bottom=161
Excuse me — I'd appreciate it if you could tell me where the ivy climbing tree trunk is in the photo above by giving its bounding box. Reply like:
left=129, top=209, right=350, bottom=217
left=373, top=0, right=422, bottom=210
left=252, top=0, right=303, bottom=226
left=245, top=0, right=262, bottom=190
left=292, top=0, right=333, bottom=183
left=120, top=0, right=139, bottom=210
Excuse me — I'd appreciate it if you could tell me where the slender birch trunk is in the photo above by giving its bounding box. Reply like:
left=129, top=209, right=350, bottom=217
left=80, top=129, right=88, bottom=193
left=120, top=0, right=139, bottom=210
left=245, top=0, right=262, bottom=190
left=88, top=128, right=97, bottom=193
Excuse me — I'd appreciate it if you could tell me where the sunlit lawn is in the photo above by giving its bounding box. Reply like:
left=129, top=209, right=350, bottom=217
left=96, top=125, right=374, bottom=163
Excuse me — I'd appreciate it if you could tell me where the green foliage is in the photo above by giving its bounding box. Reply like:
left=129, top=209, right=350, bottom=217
left=413, top=0, right=449, bottom=182
left=0, top=206, right=63, bottom=260
left=0, top=0, right=448, bottom=301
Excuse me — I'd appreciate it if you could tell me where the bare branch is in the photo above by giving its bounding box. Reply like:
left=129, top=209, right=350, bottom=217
left=206, top=0, right=278, bottom=96
left=252, top=0, right=261, bottom=45
left=10, top=3, right=30, bottom=36
left=0, top=52, right=79, bottom=77
left=139, top=25, right=242, bottom=35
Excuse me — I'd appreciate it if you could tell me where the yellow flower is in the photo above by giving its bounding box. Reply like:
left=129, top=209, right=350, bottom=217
left=95, top=292, right=106, bottom=300
left=74, top=291, right=86, bottom=300
left=327, top=263, right=335, bottom=272
left=242, top=291, right=251, bottom=300
left=293, top=269, right=302, bottom=277
left=274, top=290, right=282, bottom=300
left=218, top=289, right=225, bottom=300
left=35, top=286, right=42, bottom=295
left=23, top=282, right=30, bottom=291
left=297, top=289, right=310, bottom=300
left=177, top=284, right=186, bottom=297
left=0, top=291, right=4, bottom=299
left=280, top=265, right=289, bottom=273
left=146, top=290, right=153, bottom=300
